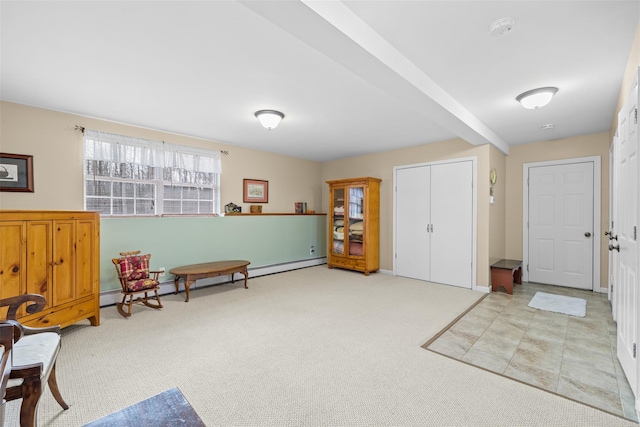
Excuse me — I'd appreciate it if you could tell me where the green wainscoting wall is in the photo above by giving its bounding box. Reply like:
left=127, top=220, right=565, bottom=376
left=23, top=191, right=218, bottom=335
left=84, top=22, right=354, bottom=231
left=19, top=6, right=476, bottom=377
left=101, top=215, right=327, bottom=292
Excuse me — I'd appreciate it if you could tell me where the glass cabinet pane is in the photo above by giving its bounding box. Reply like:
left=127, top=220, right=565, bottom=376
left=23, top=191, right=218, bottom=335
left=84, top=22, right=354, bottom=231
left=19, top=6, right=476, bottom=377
left=348, top=186, right=364, bottom=256
left=332, top=188, right=345, bottom=254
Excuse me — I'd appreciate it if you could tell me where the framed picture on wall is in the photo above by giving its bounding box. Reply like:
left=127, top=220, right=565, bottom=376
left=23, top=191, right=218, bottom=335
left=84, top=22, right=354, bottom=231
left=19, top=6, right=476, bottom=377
left=0, top=152, right=34, bottom=192
left=243, top=179, right=268, bottom=203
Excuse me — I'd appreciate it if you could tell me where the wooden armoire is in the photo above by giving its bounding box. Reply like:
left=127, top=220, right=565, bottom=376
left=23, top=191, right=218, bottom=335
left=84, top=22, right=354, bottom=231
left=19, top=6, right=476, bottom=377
left=326, top=177, right=380, bottom=275
left=0, top=210, right=100, bottom=328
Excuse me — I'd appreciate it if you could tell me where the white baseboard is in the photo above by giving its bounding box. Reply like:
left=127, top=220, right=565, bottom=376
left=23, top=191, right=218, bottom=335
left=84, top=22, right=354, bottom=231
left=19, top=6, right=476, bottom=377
left=474, top=285, right=491, bottom=293
left=100, top=257, right=327, bottom=307
left=378, top=269, right=393, bottom=275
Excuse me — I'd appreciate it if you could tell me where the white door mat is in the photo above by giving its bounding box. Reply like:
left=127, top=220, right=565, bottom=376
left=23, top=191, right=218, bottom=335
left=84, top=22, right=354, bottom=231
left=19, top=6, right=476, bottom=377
left=528, top=292, right=586, bottom=317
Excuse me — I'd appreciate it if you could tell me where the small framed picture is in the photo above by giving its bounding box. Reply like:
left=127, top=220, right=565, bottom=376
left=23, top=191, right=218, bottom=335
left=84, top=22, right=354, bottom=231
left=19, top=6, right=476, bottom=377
left=0, top=153, right=34, bottom=192
left=243, top=179, right=268, bottom=203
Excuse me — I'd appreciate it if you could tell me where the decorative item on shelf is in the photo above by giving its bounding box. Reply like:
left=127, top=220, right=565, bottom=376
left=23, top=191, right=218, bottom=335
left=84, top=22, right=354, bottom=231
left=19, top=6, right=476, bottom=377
left=295, top=202, right=307, bottom=214
left=225, top=202, right=242, bottom=214
left=250, top=205, right=262, bottom=213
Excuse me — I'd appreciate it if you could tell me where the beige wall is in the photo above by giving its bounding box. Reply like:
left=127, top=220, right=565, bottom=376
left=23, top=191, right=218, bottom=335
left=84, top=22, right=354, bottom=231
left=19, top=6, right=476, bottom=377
left=321, top=138, right=492, bottom=287
left=504, top=132, right=610, bottom=288
left=489, top=145, right=506, bottom=267
left=0, top=101, right=322, bottom=213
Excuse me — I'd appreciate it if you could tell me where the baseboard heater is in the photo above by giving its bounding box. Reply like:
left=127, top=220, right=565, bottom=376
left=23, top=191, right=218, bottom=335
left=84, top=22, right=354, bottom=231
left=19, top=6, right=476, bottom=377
left=99, top=257, right=327, bottom=307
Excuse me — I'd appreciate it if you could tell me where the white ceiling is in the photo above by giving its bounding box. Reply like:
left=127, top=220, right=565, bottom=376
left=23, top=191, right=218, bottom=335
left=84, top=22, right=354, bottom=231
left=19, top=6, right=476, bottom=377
left=1, top=1, right=638, bottom=161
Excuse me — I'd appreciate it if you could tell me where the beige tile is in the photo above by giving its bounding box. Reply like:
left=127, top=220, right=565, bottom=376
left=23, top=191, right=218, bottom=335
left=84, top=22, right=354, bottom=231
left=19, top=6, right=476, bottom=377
left=504, top=358, right=559, bottom=392
left=557, top=376, right=623, bottom=415
left=450, top=316, right=491, bottom=338
left=426, top=281, right=634, bottom=421
left=563, top=338, right=615, bottom=367
left=560, top=357, right=619, bottom=392
left=523, top=322, right=567, bottom=344
left=427, top=329, right=477, bottom=359
left=513, top=337, right=563, bottom=373
left=461, top=345, right=510, bottom=373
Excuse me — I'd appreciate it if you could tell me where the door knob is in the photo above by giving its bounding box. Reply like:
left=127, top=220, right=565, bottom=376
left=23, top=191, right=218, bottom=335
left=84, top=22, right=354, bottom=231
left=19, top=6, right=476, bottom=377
left=609, top=244, right=620, bottom=252
left=584, top=232, right=591, bottom=237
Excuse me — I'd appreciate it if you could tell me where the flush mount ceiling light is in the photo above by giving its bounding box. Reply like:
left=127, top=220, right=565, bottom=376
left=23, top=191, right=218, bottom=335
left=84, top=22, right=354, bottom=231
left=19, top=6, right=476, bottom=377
left=516, top=87, right=559, bottom=109
left=254, top=110, right=284, bottom=130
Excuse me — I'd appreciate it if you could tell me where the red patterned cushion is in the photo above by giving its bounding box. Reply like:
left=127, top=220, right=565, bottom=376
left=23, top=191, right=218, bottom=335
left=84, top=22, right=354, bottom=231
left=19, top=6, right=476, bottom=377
left=126, top=278, right=159, bottom=292
left=118, top=254, right=151, bottom=281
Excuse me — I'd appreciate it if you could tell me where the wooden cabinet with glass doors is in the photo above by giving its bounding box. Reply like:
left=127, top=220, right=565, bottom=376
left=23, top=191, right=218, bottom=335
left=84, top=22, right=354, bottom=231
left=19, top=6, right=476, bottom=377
left=326, top=177, right=380, bottom=275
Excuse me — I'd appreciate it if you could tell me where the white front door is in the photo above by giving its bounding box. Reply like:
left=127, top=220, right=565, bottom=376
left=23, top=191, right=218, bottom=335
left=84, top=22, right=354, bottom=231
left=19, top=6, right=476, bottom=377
left=528, top=162, right=594, bottom=289
left=616, top=80, right=638, bottom=398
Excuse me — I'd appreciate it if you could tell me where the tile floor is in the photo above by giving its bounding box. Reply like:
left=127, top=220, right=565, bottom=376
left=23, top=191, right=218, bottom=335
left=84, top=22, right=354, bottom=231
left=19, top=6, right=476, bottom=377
left=424, top=282, right=638, bottom=422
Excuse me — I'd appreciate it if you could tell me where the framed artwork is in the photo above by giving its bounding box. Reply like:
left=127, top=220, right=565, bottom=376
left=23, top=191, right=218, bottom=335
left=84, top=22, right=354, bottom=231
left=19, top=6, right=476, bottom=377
left=243, top=179, right=268, bottom=203
left=0, top=153, right=34, bottom=192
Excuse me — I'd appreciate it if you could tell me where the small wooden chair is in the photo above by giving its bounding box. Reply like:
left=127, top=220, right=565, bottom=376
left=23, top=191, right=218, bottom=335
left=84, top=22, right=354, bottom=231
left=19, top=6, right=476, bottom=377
left=112, top=250, right=163, bottom=317
left=0, top=323, right=14, bottom=426
left=0, top=294, right=69, bottom=427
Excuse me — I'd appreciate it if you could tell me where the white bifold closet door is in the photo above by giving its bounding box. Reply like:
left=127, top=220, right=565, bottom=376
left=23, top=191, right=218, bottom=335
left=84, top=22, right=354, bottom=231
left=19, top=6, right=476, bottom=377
left=395, top=160, right=473, bottom=288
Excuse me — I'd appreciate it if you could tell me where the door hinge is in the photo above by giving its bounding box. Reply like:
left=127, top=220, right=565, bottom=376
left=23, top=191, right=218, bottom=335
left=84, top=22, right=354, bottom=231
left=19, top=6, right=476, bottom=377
left=611, top=220, right=614, bottom=229
left=634, top=225, right=637, bottom=241
left=527, top=264, right=529, bottom=272
left=634, top=343, right=637, bottom=358
left=635, top=108, right=638, bottom=125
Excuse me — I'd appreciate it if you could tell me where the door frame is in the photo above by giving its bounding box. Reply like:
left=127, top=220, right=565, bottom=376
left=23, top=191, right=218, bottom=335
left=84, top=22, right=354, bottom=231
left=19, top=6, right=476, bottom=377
left=392, top=156, right=477, bottom=290
left=522, top=156, right=602, bottom=292
left=609, top=135, right=618, bottom=318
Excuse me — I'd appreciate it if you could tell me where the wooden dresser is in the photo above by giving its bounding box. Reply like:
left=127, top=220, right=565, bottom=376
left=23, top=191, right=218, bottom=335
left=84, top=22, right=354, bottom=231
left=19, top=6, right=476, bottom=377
left=326, top=177, right=380, bottom=275
left=0, top=210, right=100, bottom=328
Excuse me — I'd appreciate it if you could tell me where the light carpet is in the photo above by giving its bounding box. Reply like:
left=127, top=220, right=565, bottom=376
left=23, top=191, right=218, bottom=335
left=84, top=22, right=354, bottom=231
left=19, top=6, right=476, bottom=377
left=528, top=291, right=587, bottom=317
left=6, top=266, right=635, bottom=426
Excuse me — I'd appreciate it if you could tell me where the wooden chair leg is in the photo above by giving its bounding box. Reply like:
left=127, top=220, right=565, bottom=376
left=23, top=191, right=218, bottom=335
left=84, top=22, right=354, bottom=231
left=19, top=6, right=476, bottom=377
left=127, top=295, right=134, bottom=316
left=155, top=290, right=163, bottom=308
left=19, top=376, right=41, bottom=427
left=116, top=295, right=131, bottom=318
left=47, top=363, right=69, bottom=410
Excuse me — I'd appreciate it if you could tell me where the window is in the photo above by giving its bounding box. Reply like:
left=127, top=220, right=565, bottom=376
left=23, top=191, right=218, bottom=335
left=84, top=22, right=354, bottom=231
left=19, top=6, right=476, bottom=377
left=84, top=130, right=221, bottom=216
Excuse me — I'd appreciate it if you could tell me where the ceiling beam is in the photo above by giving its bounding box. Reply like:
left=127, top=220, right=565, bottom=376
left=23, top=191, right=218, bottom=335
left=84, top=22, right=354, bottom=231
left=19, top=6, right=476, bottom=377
left=300, top=0, right=509, bottom=155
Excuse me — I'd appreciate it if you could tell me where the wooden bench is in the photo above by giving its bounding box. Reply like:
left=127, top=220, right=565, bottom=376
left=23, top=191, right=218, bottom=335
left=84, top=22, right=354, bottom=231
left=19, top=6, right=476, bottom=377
left=490, top=259, right=522, bottom=294
left=170, top=260, right=250, bottom=302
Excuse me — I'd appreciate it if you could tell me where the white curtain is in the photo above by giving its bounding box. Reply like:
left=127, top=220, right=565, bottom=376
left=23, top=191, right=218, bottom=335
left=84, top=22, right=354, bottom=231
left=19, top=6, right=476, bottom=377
left=84, top=129, right=222, bottom=185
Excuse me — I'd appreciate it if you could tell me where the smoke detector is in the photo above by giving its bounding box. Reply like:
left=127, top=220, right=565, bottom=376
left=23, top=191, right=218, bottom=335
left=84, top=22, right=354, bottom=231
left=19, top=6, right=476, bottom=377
left=489, top=17, right=515, bottom=37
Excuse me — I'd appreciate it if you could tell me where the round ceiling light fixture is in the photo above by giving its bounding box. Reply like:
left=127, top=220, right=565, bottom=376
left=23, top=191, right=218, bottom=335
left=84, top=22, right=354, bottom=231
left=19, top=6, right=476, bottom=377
left=255, top=110, right=285, bottom=130
left=516, top=87, right=559, bottom=109
left=489, top=17, right=515, bottom=37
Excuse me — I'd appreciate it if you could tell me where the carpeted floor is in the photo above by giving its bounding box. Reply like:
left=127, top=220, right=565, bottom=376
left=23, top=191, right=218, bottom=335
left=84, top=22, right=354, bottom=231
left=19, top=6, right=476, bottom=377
left=6, top=266, right=638, bottom=426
